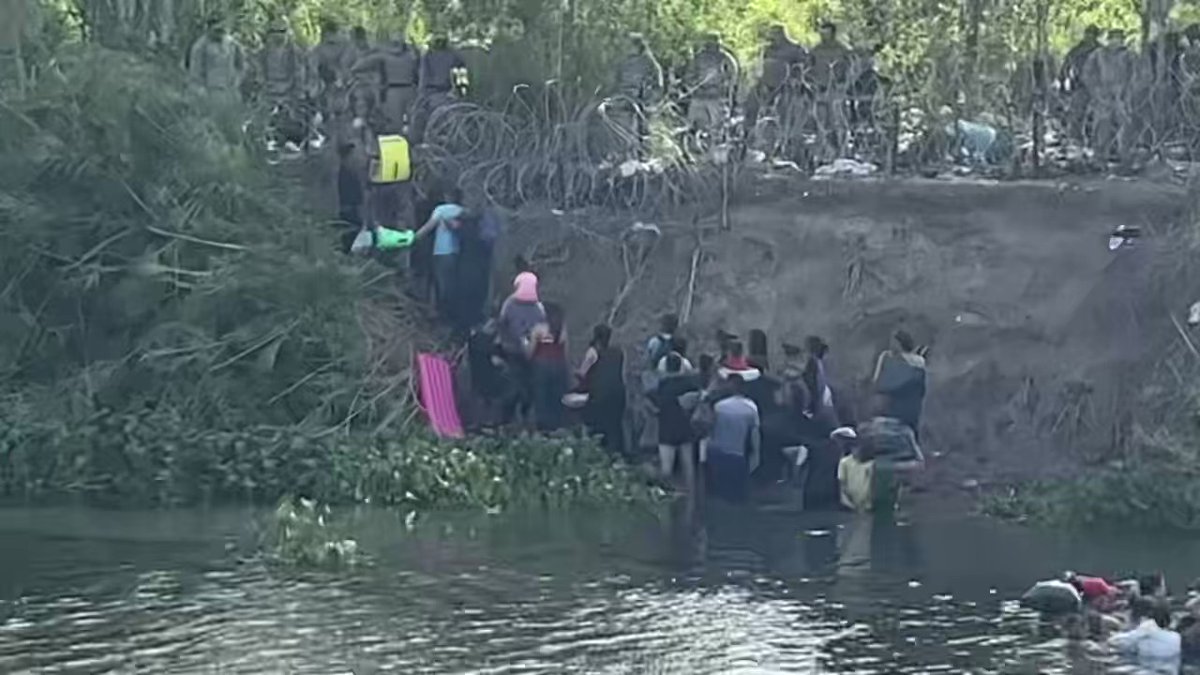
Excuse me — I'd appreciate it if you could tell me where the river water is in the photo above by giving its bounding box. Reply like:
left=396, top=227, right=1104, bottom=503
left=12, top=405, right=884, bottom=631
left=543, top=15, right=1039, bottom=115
left=1, top=502, right=1199, bottom=674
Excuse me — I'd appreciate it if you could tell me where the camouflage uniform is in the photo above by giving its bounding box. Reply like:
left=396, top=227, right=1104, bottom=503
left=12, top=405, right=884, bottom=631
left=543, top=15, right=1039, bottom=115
left=311, top=25, right=354, bottom=123
left=685, top=36, right=738, bottom=135
left=413, top=39, right=467, bottom=140
left=808, top=24, right=852, bottom=160
left=354, top=37, right=420, bottom=135
left=1180, top=31, right=1200, bottom=152
left=1082, top=34, right=1138, bottom=163
left=346, top=30, right=379, bottom=125
left=254, top=21, right=310, bottom=145
left=611, top=34, right=664, bottom=153
left=745, top=26, right=809, bottom=149
left=187, top=27, right=244, bottom=99
left=1060, top=28, right=1101, bottom=142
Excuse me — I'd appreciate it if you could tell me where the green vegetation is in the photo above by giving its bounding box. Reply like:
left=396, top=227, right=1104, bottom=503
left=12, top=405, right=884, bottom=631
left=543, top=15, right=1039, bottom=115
left=40, top=0, right=1154, bottom=109
left=0, top=42, right=656, bottom=511
left=1, top=405, right=659, bottom=509
left=270, top=497, right=365, bottom=568
left=982, top=467, right=1200, bottom=532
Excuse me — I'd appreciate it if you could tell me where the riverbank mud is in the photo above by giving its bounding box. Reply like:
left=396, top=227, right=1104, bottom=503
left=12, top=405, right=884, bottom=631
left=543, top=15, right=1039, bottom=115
left=497, top=176, right=1192, bottom=498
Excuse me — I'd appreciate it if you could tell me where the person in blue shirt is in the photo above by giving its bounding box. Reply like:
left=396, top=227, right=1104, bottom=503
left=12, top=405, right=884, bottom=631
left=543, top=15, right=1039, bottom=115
left=415, top=187, right=465, bottom=325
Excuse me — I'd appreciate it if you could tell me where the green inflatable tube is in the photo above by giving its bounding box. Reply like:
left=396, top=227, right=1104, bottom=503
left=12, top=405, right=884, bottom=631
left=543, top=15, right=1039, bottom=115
left=374, top=227, right=415, bottom=250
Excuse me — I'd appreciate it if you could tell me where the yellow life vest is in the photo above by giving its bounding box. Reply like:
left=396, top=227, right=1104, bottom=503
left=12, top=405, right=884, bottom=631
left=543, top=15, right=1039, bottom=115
left=371, top=134, right=411, bottom=183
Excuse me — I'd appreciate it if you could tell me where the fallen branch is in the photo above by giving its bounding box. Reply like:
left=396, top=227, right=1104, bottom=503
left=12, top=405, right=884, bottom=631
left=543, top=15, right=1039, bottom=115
left=682, top=239, right=702, bottom=324
left=146, top=225, right=248, bottom=252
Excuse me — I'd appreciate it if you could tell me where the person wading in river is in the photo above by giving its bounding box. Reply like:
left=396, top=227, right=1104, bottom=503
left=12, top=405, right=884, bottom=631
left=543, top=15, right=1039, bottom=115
left=578, top=324, right=627, bottom=455
left=872, top=329, right=927, bottom=439
left=655, top=352, right=701, bottom=487
left=706, top=373, right=760, bottom=502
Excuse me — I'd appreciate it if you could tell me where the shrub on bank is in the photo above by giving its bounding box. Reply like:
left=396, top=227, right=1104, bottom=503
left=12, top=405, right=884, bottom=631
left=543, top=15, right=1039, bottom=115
left=0, top=406, right=660, bottom=509
left=982, top=463, right=1200, bottom=532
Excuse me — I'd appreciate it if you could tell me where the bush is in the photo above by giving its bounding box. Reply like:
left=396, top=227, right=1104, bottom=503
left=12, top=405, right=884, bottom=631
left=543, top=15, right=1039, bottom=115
left=982, top=464, right=1200, bottom=532
left=0, top=46, right=367, bottom=428
left=0, top=405, right=661, bottom=509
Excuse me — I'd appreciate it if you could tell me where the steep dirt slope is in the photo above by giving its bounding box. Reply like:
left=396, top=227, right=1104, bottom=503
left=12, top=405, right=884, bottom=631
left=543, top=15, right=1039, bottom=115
left=501, top=176, right=1190, bottom=489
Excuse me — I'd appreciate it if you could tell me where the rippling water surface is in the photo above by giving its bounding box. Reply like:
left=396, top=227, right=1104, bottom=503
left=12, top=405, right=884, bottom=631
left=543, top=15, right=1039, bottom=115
left=3, top=503, right=1200, bottom=674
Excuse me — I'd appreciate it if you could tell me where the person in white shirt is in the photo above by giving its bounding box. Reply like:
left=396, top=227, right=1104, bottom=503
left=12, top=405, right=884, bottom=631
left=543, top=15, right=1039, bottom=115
left=1109, top=597, right=1181, bottom=667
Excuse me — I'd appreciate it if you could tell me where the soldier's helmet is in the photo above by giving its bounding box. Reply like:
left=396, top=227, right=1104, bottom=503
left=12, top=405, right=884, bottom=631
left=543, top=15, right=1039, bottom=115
left=629, top=32, right=647, bottom=50
left=766, top=24, right=788, bottom=41
left=702, top=32, right=722, bottom=48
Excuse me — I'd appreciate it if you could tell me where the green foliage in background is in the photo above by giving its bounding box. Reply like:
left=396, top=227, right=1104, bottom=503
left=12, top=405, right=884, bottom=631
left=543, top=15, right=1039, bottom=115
left=982, top=464, right=1200, bottom=532
left=0, top=46, right=364, bottom=428
left=0, top=44, right=656, bottom=511
left=43, top=0, right=1154, bottom=107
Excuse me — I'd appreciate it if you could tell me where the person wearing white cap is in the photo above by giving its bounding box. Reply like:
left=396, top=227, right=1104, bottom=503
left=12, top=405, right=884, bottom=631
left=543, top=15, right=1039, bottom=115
left=834, top=426, right=874, bottom=512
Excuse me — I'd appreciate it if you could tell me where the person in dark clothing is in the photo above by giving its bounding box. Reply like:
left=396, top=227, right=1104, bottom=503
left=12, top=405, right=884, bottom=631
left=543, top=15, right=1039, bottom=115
left=336, top=143, right=365, bottom=252
left=410, top=191, right=439, bottom=301
left=527, top=302, right=569, bottom=431
left=579, top=324, right=627, bottom=454
left=745, top=371, right=791, bottom=482
left=803, top=335, right=838, bottom=436
left=655, top=353, right=701, bottom=487
left=466, top=321, right=508, bottom=427
left=872, top=329, right=928, bottom=439
left=455, top=210, right=492, bottom=333
left=748, top=328, right=770, bottom=371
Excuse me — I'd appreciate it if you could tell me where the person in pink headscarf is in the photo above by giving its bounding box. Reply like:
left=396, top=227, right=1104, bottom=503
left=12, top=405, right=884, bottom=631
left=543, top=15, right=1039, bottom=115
left=496, top=257, right=546, bottom=424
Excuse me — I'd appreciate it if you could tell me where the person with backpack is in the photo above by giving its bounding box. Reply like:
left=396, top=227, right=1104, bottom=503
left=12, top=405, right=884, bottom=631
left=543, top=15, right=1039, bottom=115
left=638, top=313, right=680, bottom=453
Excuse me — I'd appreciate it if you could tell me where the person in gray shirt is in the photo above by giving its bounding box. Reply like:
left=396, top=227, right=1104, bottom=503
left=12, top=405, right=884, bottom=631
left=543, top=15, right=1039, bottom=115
left=706, top=374, right=760, bottom=501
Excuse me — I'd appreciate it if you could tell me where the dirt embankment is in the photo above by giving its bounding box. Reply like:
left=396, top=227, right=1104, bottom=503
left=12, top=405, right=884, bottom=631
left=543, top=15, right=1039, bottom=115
left=500, top=175, right=1192, bottom=491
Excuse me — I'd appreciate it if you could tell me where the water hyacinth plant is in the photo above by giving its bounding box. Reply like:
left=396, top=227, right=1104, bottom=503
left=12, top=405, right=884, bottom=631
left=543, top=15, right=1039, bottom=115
left=269, top=497, right=364, bottom=568
left=1, top=403, right=660, bottom=510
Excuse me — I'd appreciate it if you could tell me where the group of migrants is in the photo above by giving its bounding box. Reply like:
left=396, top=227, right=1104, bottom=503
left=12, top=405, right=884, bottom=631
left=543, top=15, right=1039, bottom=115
left=456, top=279, right=930, bottom=509
left=1022, top=571, right=1200, bottom=669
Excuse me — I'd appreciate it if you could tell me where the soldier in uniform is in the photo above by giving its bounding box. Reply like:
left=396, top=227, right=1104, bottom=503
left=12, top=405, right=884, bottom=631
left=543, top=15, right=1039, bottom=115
left=745, top=24, right=809, bottom=150
left=808, top=20, right=852, bottom=160
left=354, top=34, right=420, bottom=135
left=345, top=27, right=379, bottom=127
left=1180, top=25, right=1200, bottom=154
left=611, top=32, right=664, bottom=154
left=1059, top=26, right=1101, bottom=144
left=311, top=18, right=353, bottom=124
left=187, top=17, right=244, bottom=99
left=684, top=33, right=738, bottom=139
left=1082, top=29, right=1138, bottom=165
left=254, top=18, right=310, bottom=149
left=413, top=34, right=467, bottom=141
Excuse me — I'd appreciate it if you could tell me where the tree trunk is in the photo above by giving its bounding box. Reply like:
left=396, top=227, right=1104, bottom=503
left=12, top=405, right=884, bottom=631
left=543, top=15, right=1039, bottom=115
left=962, top=0, right=983, bottom=114
left=0, top=0, right=27, bottom=94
